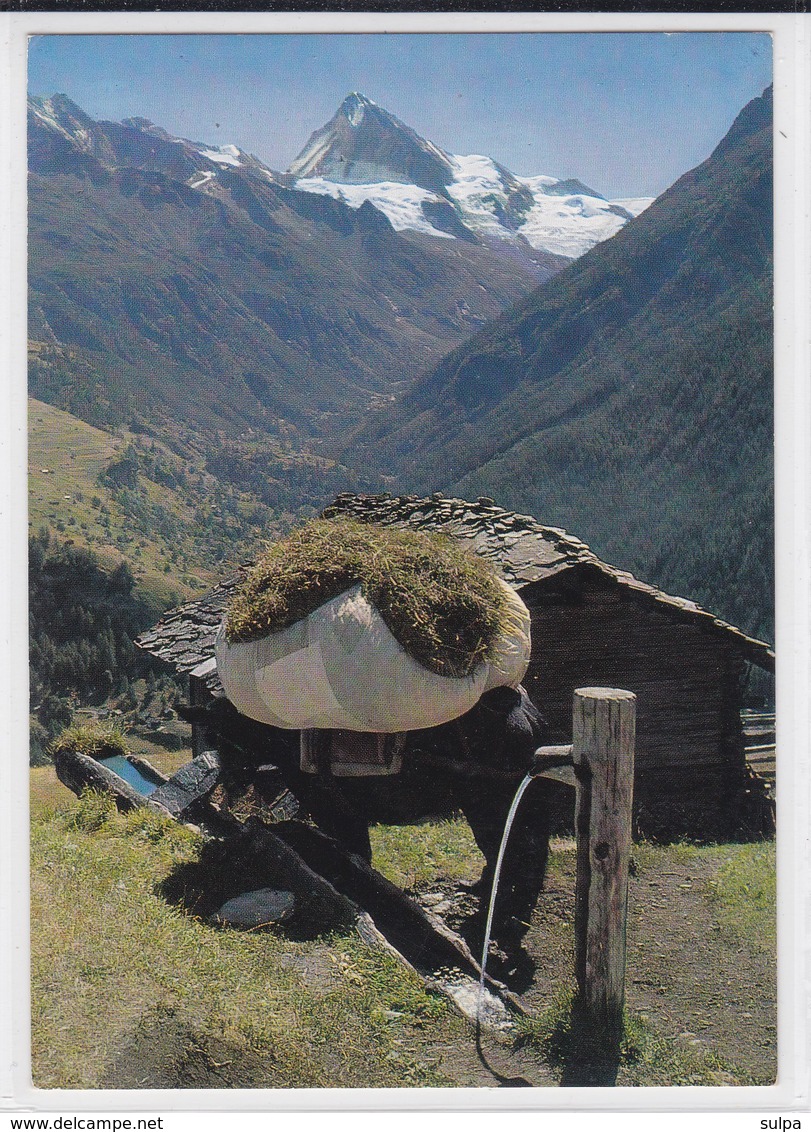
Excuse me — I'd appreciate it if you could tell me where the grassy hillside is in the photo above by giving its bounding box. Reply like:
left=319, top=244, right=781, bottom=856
left=29, top=394, right=214, bottom=605
left=30, top=768, right=776, bottom=1089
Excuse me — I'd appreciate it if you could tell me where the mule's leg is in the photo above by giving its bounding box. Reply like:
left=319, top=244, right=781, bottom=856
left=457, top=780, right=509, bottom=897
left=287, top=773, right=374, bottom=862
left=459, top=777, right=551, bottom=940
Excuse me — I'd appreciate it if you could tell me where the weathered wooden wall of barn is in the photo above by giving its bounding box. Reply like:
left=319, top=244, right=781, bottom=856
left=520, top=574, right=747, bottom=838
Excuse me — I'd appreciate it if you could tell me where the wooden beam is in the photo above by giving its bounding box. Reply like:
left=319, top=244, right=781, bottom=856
left=572, top=687, right=636, bottom=1037
left=531, top=743, right=576, bottom=786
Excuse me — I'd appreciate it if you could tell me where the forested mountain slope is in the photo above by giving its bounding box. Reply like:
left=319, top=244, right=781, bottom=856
left=348, top=88, right=773, bottom=641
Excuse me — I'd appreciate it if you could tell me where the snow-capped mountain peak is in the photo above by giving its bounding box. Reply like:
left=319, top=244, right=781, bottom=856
left=288, top=91, right=455, bottom=195
left=341, top=91, right=375, bottom=126
left=289, top=93, right=654, bottom=260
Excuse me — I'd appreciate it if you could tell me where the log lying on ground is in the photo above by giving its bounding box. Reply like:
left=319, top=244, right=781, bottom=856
left=273, top=819, right=526, bottom=1017
left=51, top=743, right=520, bottom=1027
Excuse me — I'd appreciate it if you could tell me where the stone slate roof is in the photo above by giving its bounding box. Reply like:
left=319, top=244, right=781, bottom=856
left=135, top=566, right=250, bottom=694
left=324, top=493, right=604, bottom=588
left=135, top=493, right=775, bottom=681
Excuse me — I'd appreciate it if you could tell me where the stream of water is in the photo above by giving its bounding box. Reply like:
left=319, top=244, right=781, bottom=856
left=476, top=771, right=534, bottom=1024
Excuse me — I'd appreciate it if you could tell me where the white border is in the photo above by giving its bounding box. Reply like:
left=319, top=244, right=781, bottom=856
left=2, top=8, right=809, bottom=1119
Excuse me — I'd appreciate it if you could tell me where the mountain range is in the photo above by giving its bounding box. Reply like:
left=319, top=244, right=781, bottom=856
left=289, top=92, right=653, bottom=259
left=28, top=94, right=553, bottom=447
left=28, top=86, right=773, bottom=650
left=30, top=90, right=649, bottom=270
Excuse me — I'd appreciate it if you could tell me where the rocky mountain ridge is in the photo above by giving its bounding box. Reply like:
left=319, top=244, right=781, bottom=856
left=288, top=92, right=653, bottom=258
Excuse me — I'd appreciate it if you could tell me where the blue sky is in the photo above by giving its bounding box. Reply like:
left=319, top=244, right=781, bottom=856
left=28, top=32, right=772, bottom=198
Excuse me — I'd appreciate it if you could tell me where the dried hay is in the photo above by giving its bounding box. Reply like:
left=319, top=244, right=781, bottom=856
left=225, top=518, right=515, bottom=678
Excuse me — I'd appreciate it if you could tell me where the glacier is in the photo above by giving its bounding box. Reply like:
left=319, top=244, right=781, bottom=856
left=295, top=152, right=653, bottom=259
left=292, top=177, right=456, bottom=239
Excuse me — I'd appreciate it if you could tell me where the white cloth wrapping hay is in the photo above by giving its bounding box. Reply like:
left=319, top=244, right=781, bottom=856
left=214, top=579, right=531, bottom=733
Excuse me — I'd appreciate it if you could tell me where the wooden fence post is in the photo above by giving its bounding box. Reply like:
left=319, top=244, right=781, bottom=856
left=572, top=687, right=636, bottom=1036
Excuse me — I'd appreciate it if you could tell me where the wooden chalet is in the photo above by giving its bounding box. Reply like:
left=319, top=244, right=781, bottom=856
left=136, top=492, right=775, bottom=838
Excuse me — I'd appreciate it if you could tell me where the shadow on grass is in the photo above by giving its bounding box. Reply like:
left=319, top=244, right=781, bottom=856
left=517, top=990, right=629, bottom=1086
left=158, top=835, right=350, bottom=941
left=555, top=999, right=623, bottom=1086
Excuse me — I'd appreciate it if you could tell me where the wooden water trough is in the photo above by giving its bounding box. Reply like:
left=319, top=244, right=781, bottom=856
left=54, top=687, right=636, bottom=1052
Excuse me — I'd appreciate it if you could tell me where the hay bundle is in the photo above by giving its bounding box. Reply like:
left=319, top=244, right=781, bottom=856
left=215, top=518, right=531, bottom=732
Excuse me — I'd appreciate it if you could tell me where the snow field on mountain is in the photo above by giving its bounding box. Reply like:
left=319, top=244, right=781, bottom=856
left=516, top=196, right=628, bottom=258
left=28, top=89, right=654, bottom=262
left=442, top=153, right=518, bottom=240
left=187, top=170, right=216, bottom=190
left=612, top=198, right=655, bottom=217
left=197, top=144, right=242, bottom=167
left=444, top=152, right=652, bottom=257
left=293, top=177, right=456, bottom=239
left=295, top=155, right=655, bottom=258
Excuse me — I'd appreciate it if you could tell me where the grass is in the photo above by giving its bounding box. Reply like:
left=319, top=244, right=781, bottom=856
left=30, top=765, right=77, bottom=823
left=370, top=816, right=484, bottom=891
left=515, top=987, right=744, bottom=1087
left=705, top=842, right=777, bottom=953
left=632, top=839, right=776, bottom=951
left=29, top=788, right=465, bottom=1090
left=225, top=518, right=518, bottom=677
left=49, top=720, right=129, bottom=761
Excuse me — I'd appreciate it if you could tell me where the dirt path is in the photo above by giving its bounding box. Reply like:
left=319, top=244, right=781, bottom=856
left=622, top=851, right=776, bottom=1083
left=413, top=841, right=776, bottom=1087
